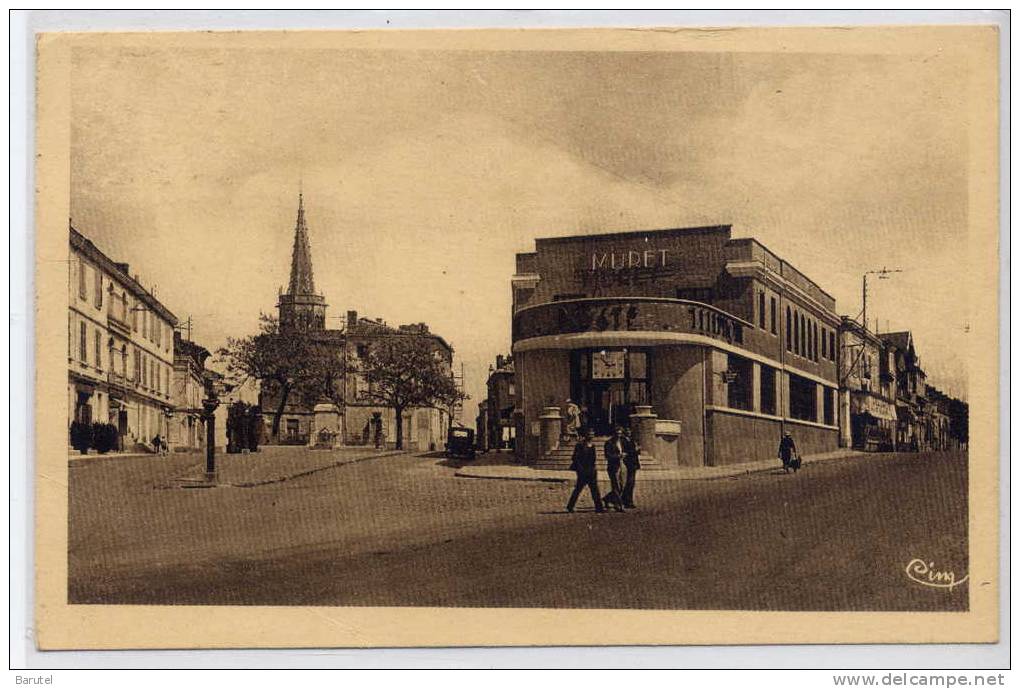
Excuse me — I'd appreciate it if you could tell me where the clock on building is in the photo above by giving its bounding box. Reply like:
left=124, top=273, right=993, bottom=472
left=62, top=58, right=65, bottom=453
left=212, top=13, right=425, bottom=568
left=592, top=350, right=626, bottom=379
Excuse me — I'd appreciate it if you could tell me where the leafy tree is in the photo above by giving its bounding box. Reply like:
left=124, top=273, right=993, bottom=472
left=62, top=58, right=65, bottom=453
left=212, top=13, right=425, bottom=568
left=216, top=314, right=318, bottom=440
left=359, top=334, right=465, bottom=450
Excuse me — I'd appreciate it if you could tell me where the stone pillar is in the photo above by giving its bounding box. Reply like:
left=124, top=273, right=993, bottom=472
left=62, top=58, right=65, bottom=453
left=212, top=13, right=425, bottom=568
left=631, top=404, right=658, bottom=462
left=539, top=406, right=562, bottom=456
left=751, top=362, right=762, bottom=413
left=313, top=402, right=342, bottom=448
left=815, top=384, right=825, bottom=424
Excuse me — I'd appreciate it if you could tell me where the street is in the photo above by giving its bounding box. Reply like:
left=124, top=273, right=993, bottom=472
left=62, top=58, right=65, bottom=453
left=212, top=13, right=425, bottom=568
left=69, top=449, right=968, bottom=611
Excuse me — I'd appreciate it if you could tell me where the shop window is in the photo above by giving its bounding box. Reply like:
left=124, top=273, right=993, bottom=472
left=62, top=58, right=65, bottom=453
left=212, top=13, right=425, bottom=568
left=823, top=387, right=835, bottom=426
left=758, top=292, right=766, bottom=329
left=770, top=297, right=777, bottom=335
left=725, top=354, right=754, bottom=411
left=789, top=373, right=817, bottom=422
left=786, top=306, right=792, bottom=351
left=760, top=365, right=777, bottom=416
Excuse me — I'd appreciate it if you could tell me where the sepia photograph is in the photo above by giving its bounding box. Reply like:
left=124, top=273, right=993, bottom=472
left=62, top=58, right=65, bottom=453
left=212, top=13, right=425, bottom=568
left=30, top=21, right=1000, bottom=650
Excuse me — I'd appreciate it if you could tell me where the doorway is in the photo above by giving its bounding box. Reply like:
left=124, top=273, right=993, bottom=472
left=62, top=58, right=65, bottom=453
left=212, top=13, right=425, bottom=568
left=570, top=349, right=650, bottom=437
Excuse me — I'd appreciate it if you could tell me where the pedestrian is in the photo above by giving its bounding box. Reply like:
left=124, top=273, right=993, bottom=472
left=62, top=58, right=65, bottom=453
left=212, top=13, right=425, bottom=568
left=600, top=426, right=627, bottom=512
left=621, top=426, right=641, bottom=509
left=372, top=416, right=383, bottom=449
left=566, top=428, right=606, bottom=514
left=563, top=398, right=581, bottom=441
left=778, top=431, right=799, bottom=473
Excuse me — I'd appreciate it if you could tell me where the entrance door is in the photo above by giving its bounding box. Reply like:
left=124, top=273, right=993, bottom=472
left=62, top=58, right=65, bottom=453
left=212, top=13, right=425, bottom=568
left=584, top=381, right=626, bottom=436
left=571, top=349, right=649, bottom=437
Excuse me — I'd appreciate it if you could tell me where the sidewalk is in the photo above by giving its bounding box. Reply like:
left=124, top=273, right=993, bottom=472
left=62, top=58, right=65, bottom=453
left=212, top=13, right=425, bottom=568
left=453, top=448, right=866, bottom=483
left=169, top=445, right=405, bottom=488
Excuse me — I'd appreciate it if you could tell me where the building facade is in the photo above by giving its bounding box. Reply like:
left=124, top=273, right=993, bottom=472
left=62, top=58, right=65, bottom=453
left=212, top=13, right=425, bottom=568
left=511, top=225, right=841, bottom=468
left=259, top=195, right=453, bottom=451
left=837, top=317, right=897, bottom=451
left=69, top=226, right=177, bottom=452
left=170, top=332, right=210, bottom=451
left=477, top=354, right=516, bottom=452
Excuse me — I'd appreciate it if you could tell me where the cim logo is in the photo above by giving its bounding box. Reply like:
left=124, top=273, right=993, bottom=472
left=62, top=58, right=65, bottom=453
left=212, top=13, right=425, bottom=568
left=590, top=249, right=669, bottom=271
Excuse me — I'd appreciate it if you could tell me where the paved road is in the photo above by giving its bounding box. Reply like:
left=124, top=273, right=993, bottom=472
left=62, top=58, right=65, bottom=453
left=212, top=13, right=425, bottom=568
left=69, top=450, right=968, bottom=611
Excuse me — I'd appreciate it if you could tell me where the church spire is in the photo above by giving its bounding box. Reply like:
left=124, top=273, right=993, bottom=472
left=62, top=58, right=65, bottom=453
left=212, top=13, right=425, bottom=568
left=287, top=191, right=316, bottom=296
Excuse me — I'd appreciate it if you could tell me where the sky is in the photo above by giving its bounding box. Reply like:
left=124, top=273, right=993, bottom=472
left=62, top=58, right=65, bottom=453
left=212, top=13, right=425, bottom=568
left=70, top=42, right=972, bottom=410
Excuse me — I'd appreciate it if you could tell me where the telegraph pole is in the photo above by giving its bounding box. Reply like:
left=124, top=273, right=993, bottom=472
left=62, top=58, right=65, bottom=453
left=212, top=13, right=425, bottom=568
left=862, top=268, right=903, bottom=331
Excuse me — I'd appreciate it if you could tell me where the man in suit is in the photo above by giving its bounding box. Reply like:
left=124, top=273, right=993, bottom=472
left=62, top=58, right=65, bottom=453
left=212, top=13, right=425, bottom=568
left=601, top=425, right=627, bottom=512
left=621, top=426, right=641, bottom=509
left=566, top=428, right=605, bottom=513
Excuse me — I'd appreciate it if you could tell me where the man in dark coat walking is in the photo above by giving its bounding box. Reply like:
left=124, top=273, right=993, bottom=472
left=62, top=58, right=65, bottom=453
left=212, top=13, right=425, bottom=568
left=621, top=427, right=641, bottom=508
left=566, top=429, right=605, bottom=513
left=601, top=426, right=627, bottom=511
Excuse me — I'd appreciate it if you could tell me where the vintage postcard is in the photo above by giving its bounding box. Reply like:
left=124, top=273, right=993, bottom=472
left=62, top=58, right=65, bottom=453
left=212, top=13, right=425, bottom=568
left=33, top=25, right=1000, bottom=649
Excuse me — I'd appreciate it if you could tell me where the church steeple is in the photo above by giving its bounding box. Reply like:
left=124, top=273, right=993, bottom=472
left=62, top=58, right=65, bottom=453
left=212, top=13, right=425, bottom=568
left=278, top=191, right=327, bottom=332
left=287, top=192, right=316, bottom=297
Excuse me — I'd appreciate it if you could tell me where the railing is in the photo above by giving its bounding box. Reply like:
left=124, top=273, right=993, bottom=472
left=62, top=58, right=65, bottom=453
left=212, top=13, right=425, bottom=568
left=512, top=297, right=750, bottom=346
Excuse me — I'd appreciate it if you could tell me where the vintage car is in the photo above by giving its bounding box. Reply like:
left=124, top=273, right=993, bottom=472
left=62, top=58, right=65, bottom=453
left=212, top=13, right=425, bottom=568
left=446, top=426, right=476, bottom=460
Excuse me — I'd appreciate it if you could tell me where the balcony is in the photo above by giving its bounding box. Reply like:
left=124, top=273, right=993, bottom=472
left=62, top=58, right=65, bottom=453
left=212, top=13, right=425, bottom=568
left=512, top=297, right=749, bottom=347
left=107, top=312, right=131, bottom=337
left=107, top=370, right=133, bottom=391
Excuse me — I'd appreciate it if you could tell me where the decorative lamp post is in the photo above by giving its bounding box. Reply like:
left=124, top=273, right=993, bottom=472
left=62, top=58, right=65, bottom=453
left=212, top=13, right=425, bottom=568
left=201, top=389, right=220, bottom=483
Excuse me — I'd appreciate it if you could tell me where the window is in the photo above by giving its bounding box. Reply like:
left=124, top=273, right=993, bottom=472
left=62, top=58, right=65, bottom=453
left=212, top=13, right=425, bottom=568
left=131, top=301, right=138, bottom=331
left=95, top=270, right=103, bottom=308
left=142, top=354, right=147, bottom=387
left=830, top=332, right=836, bottom=362
left=78, top=259, right=87, bottom=299
left=800, top=314, right=807, bottom=356
left=79, top=322, right=87, bottom=362
left=770, top=297, right=777, bottom=335
left=94, top=331, right=102, bottom=370
left=786, top=306, right=792, bottom=351
left=793, top=311, right=800, bottom=355
left=758, top=292, right=766, bottom=329
left=155, top=319, right=161, bottom=347
left=760, top=365, right=777, bottom=416
left=821, top=328, right=828, bottom=360
left=789, top=374, right=817, bottom=422
left=813, top=322, right=819, bottom=361
left=133, top=348, right=140, bottom=382
left=823, top=387, right=835, bottom=425
left=725, top=354, right=754, bottom=411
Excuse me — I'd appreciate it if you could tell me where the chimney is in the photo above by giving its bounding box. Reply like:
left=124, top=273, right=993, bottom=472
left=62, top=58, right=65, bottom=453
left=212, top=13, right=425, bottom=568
left=347, top=310, right=357, bottom=328
left=114, top=262, right=130, bottom=275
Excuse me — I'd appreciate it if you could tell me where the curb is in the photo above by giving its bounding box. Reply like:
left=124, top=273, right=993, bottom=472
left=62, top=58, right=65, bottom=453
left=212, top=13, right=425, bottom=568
left=453, top=450, right=867, bottom=484
left=220, top=450, right=405, bottom=488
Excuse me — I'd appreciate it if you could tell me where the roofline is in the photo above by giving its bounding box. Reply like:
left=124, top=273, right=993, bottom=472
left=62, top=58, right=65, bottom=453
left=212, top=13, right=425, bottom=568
left=730, top=237, right=837, bottom=304
left=70, top=225, right=178, bottom=325
left=532, top=224, right=732, bottom=246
